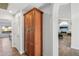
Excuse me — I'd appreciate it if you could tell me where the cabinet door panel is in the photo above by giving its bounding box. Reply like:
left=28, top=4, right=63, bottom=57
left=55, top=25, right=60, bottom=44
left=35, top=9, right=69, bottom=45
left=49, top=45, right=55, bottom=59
left=24, top=8, right=43, bottom=56
left=24, top=11, right=34, bottom=56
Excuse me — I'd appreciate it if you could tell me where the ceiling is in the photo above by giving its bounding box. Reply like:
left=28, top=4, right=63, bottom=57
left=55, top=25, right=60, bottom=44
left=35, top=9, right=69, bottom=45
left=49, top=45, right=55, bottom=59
left=0, top=3, right=71, bottom=15
left=7, top=3, right=45, bottom=14
left=0, top=3, right=46, bottom=26
left=0, top=3, right=45, bottom=14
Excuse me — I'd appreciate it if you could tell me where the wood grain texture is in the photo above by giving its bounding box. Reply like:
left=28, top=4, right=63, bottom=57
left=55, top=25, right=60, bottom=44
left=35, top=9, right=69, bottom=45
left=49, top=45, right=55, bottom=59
left=24, top=8, right=43, bottom=56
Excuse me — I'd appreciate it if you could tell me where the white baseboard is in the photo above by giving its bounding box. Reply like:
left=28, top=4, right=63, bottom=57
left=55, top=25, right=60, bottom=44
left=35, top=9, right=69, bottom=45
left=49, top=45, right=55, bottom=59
left=12, top=47, right=24, bottom=55
left=19, top=50, right=24, bottom=54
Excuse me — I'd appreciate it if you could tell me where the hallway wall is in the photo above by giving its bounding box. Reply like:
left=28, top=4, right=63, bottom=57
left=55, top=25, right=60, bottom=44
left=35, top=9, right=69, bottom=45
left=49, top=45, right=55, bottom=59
left=71, top=3, right=79, bottom=49
left=58, top=3, right=71, bottom=32
left=40, top=4, right=53, bottom=56
left=12, top=11, right=24, bottom=54
left=53, top=4, right=60, bottom=56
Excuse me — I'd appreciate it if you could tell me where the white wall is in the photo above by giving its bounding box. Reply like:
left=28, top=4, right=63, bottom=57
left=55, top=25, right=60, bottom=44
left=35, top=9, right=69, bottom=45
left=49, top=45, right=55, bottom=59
left=58, top=3, right=71, bottom=32
left=40, top=4, right=53, bottom=56
left=12, top=11, right=24, bottom=54
left=71, top=3, right=79, bottom=49
left=59, top=4, right=71, bottom=19
left=53, top=4, right=60, bottom=56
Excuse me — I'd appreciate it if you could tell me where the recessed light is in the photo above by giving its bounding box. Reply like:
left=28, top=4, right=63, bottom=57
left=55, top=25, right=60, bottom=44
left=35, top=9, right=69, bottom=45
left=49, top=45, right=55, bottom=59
left=9, top=10, right=13, bottom=13
left=2, top=26, right=5, bottom=29
left=8, top=27, right=12, bottom=30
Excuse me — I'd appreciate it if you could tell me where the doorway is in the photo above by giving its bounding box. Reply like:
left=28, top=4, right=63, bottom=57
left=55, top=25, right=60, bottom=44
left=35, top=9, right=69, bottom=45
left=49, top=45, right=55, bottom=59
left=58, top=20, right=72, bottom=56
left=24, top=8, right=43, bottom=56
left=0, top=19, right=12, bottom=55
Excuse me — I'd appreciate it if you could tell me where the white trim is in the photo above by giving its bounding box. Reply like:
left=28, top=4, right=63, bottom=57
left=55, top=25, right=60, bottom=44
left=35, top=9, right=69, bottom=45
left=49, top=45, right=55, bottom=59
left=53, top=3, right=60, bottom=56
left=19, top=50, right=25, bottom=55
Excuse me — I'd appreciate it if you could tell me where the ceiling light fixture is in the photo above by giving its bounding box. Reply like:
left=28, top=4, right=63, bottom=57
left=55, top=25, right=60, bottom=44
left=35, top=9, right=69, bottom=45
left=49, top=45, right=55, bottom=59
left=9, top=10, right=13, bottom=13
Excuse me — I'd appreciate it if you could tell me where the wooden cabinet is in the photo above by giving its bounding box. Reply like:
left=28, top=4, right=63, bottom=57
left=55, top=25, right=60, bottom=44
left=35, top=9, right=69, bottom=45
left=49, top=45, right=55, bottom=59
left=24, top=8, right=43, bottom=56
